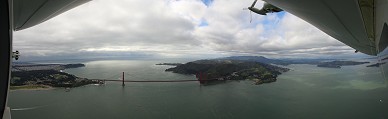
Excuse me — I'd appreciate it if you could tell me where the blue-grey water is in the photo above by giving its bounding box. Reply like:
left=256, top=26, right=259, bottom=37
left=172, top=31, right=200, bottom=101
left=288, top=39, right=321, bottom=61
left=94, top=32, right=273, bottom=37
left=9, top=60, right=388, bottom=119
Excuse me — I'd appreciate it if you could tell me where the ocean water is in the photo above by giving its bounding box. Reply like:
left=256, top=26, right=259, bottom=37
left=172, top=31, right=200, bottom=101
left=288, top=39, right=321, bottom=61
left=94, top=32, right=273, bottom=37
left=8, top=60, right=388, bottom=119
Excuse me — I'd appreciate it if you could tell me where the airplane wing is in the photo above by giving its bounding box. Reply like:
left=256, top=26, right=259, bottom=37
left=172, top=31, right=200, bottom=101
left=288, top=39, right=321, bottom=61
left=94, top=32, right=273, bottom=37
left=1, top=1, right=90, bottom=119
left=13, top=0, right=90, bottom=31
left=264, top=0, right=388, bottom=56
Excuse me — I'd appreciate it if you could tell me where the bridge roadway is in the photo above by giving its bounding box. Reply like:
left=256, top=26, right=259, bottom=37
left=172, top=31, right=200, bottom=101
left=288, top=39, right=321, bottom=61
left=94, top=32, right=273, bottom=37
left=91, top=79, right=218, bottom=83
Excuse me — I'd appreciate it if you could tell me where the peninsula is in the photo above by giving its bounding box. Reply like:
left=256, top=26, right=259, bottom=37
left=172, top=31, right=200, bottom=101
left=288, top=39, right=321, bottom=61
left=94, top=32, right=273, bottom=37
left=165, top=59, right=289, bottom=85
left=155, top=63, right=183, bottom=66
left=11, top=63, right=100, bottom=90
left=366, top=62, right=385, bottom=67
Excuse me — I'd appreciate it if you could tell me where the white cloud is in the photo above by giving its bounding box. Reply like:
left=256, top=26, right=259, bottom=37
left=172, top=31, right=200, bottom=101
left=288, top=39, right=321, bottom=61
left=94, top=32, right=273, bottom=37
left=13, top=0, right=364, bottom=61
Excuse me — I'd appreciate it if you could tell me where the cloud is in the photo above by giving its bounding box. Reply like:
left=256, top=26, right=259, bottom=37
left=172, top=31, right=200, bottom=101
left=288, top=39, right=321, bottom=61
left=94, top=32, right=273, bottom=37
left=13, top=0, right=368, bottom=61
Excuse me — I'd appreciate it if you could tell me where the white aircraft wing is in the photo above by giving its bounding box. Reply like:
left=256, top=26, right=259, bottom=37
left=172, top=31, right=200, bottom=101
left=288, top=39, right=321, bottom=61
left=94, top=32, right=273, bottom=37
left=13, top=0, right=90, bottom=31
left=265, top=0, right=388, bottom=56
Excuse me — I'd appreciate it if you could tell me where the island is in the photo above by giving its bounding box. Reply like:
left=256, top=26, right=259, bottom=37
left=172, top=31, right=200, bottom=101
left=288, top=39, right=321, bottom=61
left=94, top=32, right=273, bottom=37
left=165, top=59, right=289, bottom=85
left=316, top=61, right=370, bottom=68
left=11, top=63, right=100, bottom=90
left=317, top=64, right=341, bottom=68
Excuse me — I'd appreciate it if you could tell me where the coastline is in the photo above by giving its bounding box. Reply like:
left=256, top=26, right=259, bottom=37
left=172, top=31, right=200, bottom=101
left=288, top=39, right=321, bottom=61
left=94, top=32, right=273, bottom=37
left=11, top=63, right=101, bottom=89
left=10, top=85, right=54, bottom=91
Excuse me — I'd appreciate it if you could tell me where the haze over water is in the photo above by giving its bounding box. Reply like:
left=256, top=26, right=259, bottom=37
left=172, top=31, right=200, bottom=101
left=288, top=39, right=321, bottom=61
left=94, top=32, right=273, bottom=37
left=9, top=60, right=388, bottom=119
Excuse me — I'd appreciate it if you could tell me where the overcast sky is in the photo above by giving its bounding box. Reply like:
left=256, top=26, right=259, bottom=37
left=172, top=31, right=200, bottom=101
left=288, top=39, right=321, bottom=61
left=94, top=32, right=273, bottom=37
left=13, top=0, right=370, bottom=61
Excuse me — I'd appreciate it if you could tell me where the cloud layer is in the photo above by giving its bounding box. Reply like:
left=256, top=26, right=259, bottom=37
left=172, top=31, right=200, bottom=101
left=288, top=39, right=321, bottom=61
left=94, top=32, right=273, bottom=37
left=13, top=0, right=367, bottom=61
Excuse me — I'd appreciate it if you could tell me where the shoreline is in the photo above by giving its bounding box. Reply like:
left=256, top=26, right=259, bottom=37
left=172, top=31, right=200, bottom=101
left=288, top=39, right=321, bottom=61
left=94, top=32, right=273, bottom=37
left=10, top=85, right=55, bottom=91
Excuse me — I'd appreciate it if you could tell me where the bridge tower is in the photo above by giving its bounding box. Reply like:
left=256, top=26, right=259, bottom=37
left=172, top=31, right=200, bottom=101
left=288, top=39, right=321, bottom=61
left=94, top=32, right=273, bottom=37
left=122, top=72, right=125, bottom=86
left=197, top=72, right=206, bottom=85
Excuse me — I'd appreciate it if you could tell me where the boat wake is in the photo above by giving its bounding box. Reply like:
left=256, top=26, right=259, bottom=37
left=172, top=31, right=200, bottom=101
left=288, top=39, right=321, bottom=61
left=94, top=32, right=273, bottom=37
left=11, top=105, right=47, bottom=111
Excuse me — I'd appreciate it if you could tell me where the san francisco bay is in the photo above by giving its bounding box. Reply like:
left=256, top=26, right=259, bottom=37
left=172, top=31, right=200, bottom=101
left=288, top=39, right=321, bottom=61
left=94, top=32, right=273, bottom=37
left=9, top=60, right=388, bottom=119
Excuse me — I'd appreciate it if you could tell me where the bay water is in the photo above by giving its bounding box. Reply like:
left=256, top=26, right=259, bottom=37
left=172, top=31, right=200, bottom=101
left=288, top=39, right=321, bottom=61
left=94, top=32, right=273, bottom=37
left=9, top=60, right=388, bottom=119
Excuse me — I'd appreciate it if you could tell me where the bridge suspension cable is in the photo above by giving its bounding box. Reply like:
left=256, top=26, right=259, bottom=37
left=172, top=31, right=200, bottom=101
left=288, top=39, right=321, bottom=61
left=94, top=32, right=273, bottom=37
left=95, top=72, right=218, bottom=84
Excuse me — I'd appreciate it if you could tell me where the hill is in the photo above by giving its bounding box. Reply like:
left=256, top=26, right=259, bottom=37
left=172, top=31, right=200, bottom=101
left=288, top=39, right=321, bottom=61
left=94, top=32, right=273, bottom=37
left=166, top=59, right=289, bottom=85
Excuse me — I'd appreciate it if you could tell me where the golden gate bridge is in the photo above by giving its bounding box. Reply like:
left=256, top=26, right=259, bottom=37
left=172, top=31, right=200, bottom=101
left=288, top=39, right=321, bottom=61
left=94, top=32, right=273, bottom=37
left=91, top=72, right=218, bottom=86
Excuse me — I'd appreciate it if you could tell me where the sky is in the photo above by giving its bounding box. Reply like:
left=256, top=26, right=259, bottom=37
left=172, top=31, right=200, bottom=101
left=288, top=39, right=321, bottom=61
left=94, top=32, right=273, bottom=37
left=13, top=0, right=371, bottom=61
